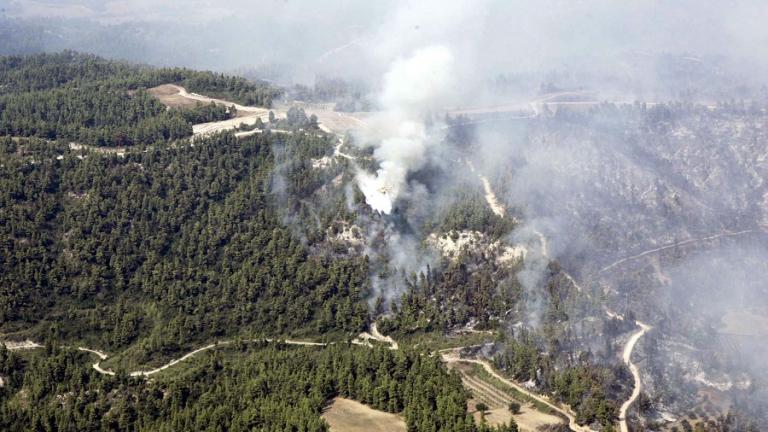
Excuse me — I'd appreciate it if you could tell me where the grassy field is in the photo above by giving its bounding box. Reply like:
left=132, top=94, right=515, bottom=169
left=321, top=397, right=406, bottom=432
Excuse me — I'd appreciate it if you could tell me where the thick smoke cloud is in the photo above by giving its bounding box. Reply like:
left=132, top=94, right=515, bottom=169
left=355, top=45, right=455, bottom=213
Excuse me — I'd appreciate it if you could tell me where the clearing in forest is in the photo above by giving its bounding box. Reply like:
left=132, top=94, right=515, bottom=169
left=147, top=84, right=204, bottom=109
left=453, top=362, right=564, bottom=431
left=321, top=397, right=406, bottom=432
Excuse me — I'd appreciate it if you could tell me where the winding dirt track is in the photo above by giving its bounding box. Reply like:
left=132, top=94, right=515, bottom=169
left=84, top=338, right=332, bottom=377
left=618, top=321, right=651, bottom=432
left=4, top=333, right=585, bottom=430
left=596, top=228, right=762, bottom=430
left=153, top=84, right=370, bottom=138
left=599, top=229, right=759, bottom=273
left=441, top=349, right=595, bottom=432
left=169, top=85, right=268, bottom=114
left=1, top=340, right=42, bottom=350
left=5, top=323, right=397, bottom=379
left=469, top=180, right=596, bottom=431
left=476, top=177, right=652, bottom=432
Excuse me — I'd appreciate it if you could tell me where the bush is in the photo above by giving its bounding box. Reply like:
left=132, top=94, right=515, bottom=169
left=508, top=401, right=521, bottom=414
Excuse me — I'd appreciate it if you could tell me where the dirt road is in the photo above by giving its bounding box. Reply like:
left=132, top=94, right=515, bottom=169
left=465, top=160, right=506, bottom=218
left=599, top=229, right=758, bottom=273
left=618, top=321, right=651, bottom=432
left=5, top=320, right=397, bottom=379
left=3, top=340, right=42, bottom=350
left=80, top=338, right=332, bottom=377
left=151, top=84, right=370, bottom=138
left=352, top=322, right=398, bottom=350
left=150, top=84, right=275, bottom=137
left=155, top=84, right=268, bottom=115
left=441, top=349, right=596, bottom=432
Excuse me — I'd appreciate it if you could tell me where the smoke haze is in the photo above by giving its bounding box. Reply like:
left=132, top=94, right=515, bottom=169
left=3, top=0, right=768, bottom=94
left=6, top=0, right=768, bottom=424
left=355, top=45, right=455, bottom=213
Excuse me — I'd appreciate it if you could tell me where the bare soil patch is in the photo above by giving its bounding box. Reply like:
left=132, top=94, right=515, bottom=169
left=471, top=404, right=562, bottom=432
left=321, top=397, right=405, bottom=432
left=453, top=362, right=564, bottom=431
left=147, top=84, right=202, bottom=109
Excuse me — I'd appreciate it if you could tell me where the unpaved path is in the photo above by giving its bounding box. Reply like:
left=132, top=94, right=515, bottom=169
left=352, top=322, right=398, bottom=350
left=193, top=115, right=272, bottom=137
left=334, top=140, right=357, bottom=160
left=466, top=175, right=648, bottom=431
left=6, top=322, right=393, bottom=378
left=479, top=175, right=505, bottom=218
left=153, top=84, right=370, bottom=138
left=3, top=340, right=43, bottom=350
left=160, top=84, right=268, bottom=115
left=441, top=349, right=595, bottom=432
left=595, top=228, right=764, bottom=429
left=150, top=84, right=272, bottom=137
left=82, top=338, right=331, bottom=377
left=599, top=229, right=758, bottom=273
left=77, top=347, right=107, bottom=359
left=5, top=316, right=396, bottom=379
left=466, top=160, right=506, bottom=218
left=618, top=321, right=651, bottom=432
left=369, top=323, right=398, bottom=350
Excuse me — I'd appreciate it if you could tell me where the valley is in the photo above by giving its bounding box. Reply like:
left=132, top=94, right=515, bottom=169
left=1, top=5, right=767, bottom=427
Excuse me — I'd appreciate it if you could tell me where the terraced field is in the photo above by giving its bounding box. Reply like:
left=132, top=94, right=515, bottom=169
left=451, top=362, right=565, bottom=431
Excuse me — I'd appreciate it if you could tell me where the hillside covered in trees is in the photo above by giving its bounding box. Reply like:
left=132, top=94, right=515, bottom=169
left=0, top=52, right=281, bottom=146
left=0, top=131, right=372, bottom=362
left=0, top=53, right=530, bottom=432
left=0, top=51, right=648, bottom=431
left=0, top=342, right=521, bottom=432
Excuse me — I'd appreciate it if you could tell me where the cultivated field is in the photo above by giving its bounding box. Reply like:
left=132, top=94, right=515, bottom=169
left=453, top=362, right=564, bottom=431
left=321, top=397, right=406, bottom=432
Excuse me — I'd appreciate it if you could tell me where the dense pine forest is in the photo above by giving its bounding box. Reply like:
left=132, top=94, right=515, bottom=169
left=0, top=51, right=668, bottom=431
left=4, top=0, right=768, bottom=427
left=0, top=52, right=526, bottom=432
left=0, top=52, right=281, bottom=146
left=0, top=132, right=371, bottom=360
left=0, top=342, right=520, bottom=432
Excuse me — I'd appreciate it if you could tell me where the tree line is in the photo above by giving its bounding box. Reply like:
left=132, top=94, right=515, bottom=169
left=0, top=341, right=520, bottom=431
left=0, top=51, right=282, bottom=146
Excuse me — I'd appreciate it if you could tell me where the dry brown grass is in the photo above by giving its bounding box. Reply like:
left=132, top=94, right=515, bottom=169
left=470, top=398, right=564, bottom=431
left=321, top=397, right=406, bottom=432
left=147, top=84, right=202, bottom=109
left=455, top=363, right=564, bottom=431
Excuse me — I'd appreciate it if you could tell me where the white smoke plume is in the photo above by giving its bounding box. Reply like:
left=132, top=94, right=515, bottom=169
left=356, top=45, right=456, bottom=213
